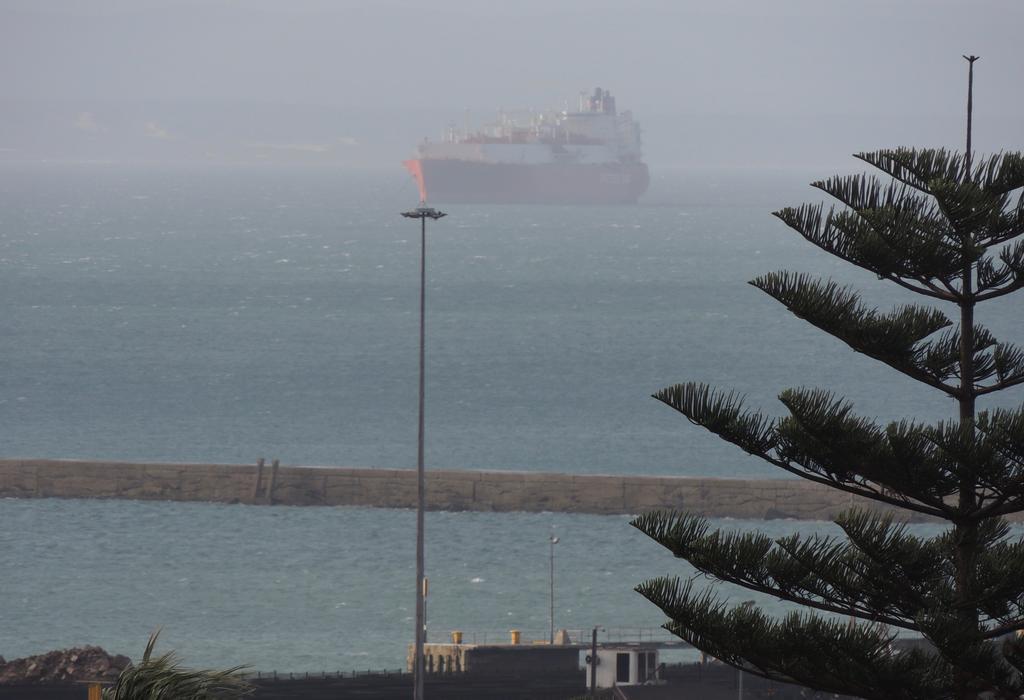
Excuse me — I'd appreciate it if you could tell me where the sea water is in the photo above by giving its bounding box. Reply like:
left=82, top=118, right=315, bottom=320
left=1, top=498, right=959, bottom=672
left=0, top=165, right=1020, bottom=669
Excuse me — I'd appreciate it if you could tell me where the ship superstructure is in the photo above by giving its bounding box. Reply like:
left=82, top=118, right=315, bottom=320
left=404, top=88, right=649, bottom=205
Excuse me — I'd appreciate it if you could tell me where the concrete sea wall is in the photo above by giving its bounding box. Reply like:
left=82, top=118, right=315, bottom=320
left=0, top=458, right=979, bottom=521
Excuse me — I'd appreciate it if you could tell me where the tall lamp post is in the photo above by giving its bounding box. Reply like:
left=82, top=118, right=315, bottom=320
left=549, top=533, right=559, bottom=644
left=401, top=204, right=446, bottom=700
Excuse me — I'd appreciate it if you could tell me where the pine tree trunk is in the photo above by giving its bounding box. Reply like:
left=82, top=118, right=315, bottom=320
left=956, top=257, right=978, bottom=699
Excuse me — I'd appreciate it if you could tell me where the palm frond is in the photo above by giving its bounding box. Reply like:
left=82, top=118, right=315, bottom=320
left=103, top=631, right=251, bottom=700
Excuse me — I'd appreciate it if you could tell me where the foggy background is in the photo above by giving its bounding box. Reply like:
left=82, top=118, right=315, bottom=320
left=1, top=0, right=1022, bottom=172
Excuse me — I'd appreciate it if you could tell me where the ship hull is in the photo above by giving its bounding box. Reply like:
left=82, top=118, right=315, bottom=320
left=404, top=159, right=649, bottom=205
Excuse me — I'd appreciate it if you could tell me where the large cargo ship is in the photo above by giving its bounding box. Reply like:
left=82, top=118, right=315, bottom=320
left=404, top=88, right=649, bottom=205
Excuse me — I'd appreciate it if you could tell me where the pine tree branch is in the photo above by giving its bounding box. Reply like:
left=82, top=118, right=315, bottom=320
left=772, top=204, right=961, bottom=298
left=651, top=382, right=777, bottom=455
left=973, top=457, right=1024, bottom=517
left=639, top=522, right=1024, bottom=695
left=893, top=274, right=958, bottom=300
left=976, top=239, right=1024, bottom=301
left=977, top=498, right=1024, bottom=519
left=854, top=150, right=1024, bottom=241
left=984, top=619, right=1024, bottom=638
left=913, top=326, right=1024, bottom=393
left=654, top=382, right=955, bottom=518
left=753, top=274, right=1019, bottom=393
left=775, top=390, right=958, bottom=511
left=855, top=149, right=1024, bottom=256
left=634, top=576, right=948, bottom=699
left=972, top=190, right=1024, bottom=248
left=855, top=148, right=964, bottom=196
left=974, top=152, right=1024, bottom=196
left=929, top=179, right=1010, bottom=241
left=832, top=510, right=944, bottom=605
left=971, top=533, right=1024, bottom=632
left=975, top=406, right=1024, bottom=470
left=917, top=421, right=1022, bottom=509
left=990, top=340, right=1024, bottom=388
left=813, top=174, right=960, bottom=260
left=766, top=455, right=952, bottom=519
left=914, top=606, right=1024, bottom=697
left=977, top=279, right=1024, bottom=301
left=632, top=510, right=922, bottom=629
left=1004, top=636, right=1024, bottom=682
left=772, top=530, right=928, bottom=627
left=977, top=376, right=1024, bottom=396
left=752, top=272, right=961, bottom=394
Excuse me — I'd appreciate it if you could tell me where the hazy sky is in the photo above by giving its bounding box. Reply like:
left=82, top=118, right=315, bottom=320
left=2, top=0, right=1021, bottom=169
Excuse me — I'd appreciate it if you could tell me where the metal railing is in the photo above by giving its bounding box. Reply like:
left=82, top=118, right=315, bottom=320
left=241, top=669, right=407, bottom=681
left=428, top=626, right=687, bottom=647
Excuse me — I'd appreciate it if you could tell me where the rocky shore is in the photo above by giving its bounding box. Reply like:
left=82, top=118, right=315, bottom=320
left=0, top=647, right=129, bottom=685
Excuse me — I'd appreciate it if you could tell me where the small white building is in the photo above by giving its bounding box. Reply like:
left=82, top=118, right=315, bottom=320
left=586, top=645, right=660, bottom=688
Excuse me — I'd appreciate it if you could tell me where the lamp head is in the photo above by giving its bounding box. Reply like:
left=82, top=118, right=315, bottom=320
left=401, top=206, right=447, bottom=220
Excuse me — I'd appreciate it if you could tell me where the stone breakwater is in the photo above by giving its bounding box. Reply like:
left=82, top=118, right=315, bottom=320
left=0, top=459, right=989, bottom=522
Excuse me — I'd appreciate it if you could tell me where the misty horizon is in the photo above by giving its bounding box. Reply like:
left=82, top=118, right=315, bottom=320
left=2, top=0, right=1022, bottom=172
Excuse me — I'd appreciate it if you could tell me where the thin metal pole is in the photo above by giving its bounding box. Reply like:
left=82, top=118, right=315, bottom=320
left=963, top=55, right=979, bottom=175
left=414, top=213, right=426, bottom=700
left=549, top=537, right=555, bottom=644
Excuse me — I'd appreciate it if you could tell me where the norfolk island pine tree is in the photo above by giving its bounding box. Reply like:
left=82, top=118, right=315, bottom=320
left=632, top=57, right=1024, bottom=699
